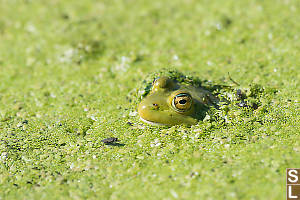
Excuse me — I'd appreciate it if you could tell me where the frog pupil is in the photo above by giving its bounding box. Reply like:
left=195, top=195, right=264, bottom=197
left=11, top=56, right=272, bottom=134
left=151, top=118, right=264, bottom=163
left=179, top=99, right=187, bottom=104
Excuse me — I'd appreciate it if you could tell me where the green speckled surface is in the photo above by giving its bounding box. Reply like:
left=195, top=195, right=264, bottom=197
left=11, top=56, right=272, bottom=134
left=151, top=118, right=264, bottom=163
left=0, top=0, right=299, bottom=199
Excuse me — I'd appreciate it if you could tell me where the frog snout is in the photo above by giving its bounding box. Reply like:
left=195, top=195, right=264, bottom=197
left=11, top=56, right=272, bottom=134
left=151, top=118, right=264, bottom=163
left=138, top=100, right=159, bottom=120
left=138, top=102, right=155, bottom=113
left=138, top=102, right=149, bottom=119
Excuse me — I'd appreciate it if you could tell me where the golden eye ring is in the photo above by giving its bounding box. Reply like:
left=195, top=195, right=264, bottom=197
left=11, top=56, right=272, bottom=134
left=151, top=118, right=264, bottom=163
left=172, top=93, right=193, bottom=112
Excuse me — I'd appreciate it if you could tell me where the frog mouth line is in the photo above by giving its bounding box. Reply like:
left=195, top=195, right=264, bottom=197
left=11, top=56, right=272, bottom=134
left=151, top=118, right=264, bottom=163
left=139, top=117, right=168, bottom=126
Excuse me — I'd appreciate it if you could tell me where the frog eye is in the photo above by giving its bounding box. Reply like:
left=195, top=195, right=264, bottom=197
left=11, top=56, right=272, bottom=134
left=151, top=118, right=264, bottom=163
left=172, top=93, right=193, bottom=112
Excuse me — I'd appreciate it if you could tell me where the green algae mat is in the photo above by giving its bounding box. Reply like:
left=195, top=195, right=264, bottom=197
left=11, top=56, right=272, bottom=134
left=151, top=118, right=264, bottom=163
left=0, top=0, right=299, bottom=199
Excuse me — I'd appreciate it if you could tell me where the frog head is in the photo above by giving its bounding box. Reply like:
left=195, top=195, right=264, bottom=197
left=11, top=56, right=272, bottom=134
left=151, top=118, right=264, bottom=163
left=138, top=76, right=214, bottom=126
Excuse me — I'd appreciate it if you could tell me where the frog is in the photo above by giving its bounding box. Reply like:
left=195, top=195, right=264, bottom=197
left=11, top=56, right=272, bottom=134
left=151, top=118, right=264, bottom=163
left=137, top=70, right=221, bottom=126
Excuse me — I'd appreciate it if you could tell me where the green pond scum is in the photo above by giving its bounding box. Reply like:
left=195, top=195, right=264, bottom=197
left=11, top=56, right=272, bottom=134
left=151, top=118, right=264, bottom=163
left=0, top=0, right=299, bottom=199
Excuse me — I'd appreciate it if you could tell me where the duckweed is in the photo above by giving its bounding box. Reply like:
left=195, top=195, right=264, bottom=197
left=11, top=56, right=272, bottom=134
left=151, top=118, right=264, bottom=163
left=0, top=0, right=299, bottom=199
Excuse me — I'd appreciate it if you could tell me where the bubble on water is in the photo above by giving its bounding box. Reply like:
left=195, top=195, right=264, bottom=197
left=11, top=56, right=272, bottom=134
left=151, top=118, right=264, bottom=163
left=58, top=48, right=78, bottom=63
left=216, top=23, right=222, bottom=30
left=290, top=5, right=296, bottom=12
left=90, top=115, right=96, bottom=121
left=114, top=56, right=131, bottom=73
left=26, top=23, right=38, bottom=34
left=268, top=33, right=273, bottom=40
left=0, top=152, right=8, bottom=162
left=129, top=111, right=137, bottom=116
left=170, top=190, right=179, bottom=199
left=207, top=61, right=213, bottom=66
left=205, top=30, right=211, bottom=36
left=257, top=5, right=263, bottom=11
left=26, top=57, right=36, bottom=66
left=150, top=138, right=161, bottom=148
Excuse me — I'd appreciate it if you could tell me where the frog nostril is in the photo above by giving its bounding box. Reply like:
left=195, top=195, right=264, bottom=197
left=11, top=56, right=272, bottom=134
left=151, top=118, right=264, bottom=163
left=179, top=99, right=187, bottom=104
left=152, top=103, right=159, bottom=109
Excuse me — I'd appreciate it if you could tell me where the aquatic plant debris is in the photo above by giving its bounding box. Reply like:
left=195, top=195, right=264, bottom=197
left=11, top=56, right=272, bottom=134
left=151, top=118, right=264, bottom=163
left=101, top=137, right=119, bottom=144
